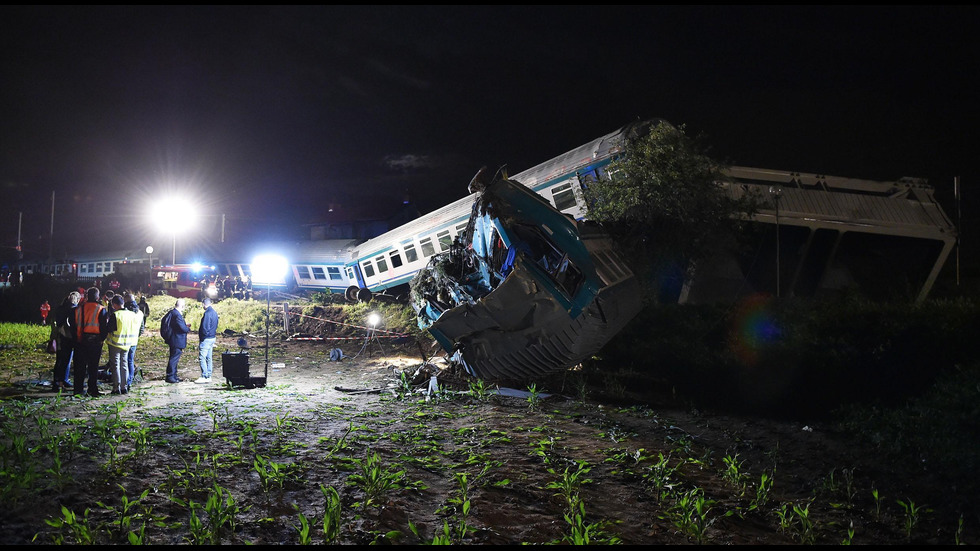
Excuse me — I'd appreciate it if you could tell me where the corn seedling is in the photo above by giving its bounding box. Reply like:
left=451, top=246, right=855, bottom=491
left=320, top=484, right=342, bottom=543
left=394, top=370, right=413, bottom=400
left=871, top=486, right=882, bottom=521
left=41, top=505, right=95, bottom=545
left=443, top=471, right=476, bottom=543
left=129, top=425, right=150, bottom=458
left=896, top=498, right=930, bottom=541
left=254, top=454, right=291, bottom=493
left=788, top=499, right=817, bottom=544
left=202, top=402, right=228, bottom=433
left=294, top=507, right=313, bottom=545
left=185, top=500, right=210, bottom=545
left=721, top=453, right=747, bottom=494
left=204, top=483, right=243, bottom=540
left=546, top=460, right=593, bottom=515
left=526, top=383, right=542, bottom=411
left=643, top=452, right=682, bottom=501
left=749, top=470, right=775, bottom=511
left=347, top=451, right=407, bottom=508
left=666, top=487, right=718, bottom=544
left=409, top=520, right=453, bottom=545
left=824, top=466, right=857, bottom=506
left=841, top=519, right=855, bottom=545
left=467, top=379, right=492, bottom=402
left=96, top=484, right=150, bottom=539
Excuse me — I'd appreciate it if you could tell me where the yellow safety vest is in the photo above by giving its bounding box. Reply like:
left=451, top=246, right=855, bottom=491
left=107, top=309, right=141, bottom=349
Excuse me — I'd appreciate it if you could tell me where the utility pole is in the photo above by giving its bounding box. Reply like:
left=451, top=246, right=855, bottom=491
left=16, top=212, right=22, bottom=259
left=769, top=186, right=783, bottom=298
left=49, top=191, right=55, bottom=260
left=955, top=176, right=961, bottom=287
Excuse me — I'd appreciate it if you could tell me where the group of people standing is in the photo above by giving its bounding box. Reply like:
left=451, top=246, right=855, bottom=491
left=159, top=296, right=219, bottom=384
left=49, top=289, right=219, bottom=396
left=200, top=274, right=251, bottom=300
left=50, top=287, right=149, bottom=396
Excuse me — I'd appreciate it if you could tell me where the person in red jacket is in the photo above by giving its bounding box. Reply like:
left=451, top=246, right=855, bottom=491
left=40, top=300, right=51, bottom=325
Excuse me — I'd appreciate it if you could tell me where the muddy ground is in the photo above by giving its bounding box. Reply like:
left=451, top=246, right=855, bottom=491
left=2, top=326, right=976, bottom=545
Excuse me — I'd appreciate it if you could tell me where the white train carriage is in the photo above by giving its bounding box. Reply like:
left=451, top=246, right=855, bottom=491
left=342, top=121, right=646, bottom=301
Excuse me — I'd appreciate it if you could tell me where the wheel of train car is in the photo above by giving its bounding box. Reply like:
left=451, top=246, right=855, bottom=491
left=345, top=285, right=360, bottom=303
left=356, top=287, right=372, bottom=303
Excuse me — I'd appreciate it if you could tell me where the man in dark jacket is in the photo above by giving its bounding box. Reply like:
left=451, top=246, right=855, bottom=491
left=74, top=287, right=109, bottom=397
left=195, top=297, right=219, bottom=384
left=52, top=290, right=81, bottom=391
left=162, top=298, right=190, bottom=383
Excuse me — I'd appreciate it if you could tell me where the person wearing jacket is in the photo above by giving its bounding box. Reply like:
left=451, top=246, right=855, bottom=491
left=196, top=297, right=219, bottom=384
left=52, top=291, right=80, bottom=391
left=74, top=287, right=109, bottom=397
left=163, top=298, right=190, bottom=383
left=106, top=295, right=140, bottom=395
left=122, top=292, right=145, bottom=391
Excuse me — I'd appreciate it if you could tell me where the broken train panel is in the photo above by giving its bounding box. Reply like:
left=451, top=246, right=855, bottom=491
left=409, top=169, right=642, bottom=380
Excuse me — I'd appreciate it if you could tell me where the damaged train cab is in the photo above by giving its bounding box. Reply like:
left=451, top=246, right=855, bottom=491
left=409, top=167, right=643, bottom=381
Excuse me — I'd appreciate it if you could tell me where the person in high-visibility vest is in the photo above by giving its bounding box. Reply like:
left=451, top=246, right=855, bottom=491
left=106, top=295, right=141, bottom=394
left=74, top=287, right=109, bottom=397
left=40, top=300, right=51, bottom=325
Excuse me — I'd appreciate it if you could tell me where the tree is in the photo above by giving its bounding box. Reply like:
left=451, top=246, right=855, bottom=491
left=584, top=121, right=759, bottom=302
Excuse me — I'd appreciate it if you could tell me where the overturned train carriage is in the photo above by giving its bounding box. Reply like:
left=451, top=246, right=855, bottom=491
left=410, top=169, right=642, bottom=381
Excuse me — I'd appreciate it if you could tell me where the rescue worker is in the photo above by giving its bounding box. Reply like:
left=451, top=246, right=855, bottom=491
left=124, top=292, right=145, bottom=390
left=40, top=300, right=51, bottom=325
left=106, top=295, right=140, bottom=395
left=52, top=291, right=80, bottom=391
left=74, top=287, right=109, bottom=397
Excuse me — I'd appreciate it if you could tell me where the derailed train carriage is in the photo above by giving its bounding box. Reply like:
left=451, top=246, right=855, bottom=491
left=410, top=167, right=643, bottom=380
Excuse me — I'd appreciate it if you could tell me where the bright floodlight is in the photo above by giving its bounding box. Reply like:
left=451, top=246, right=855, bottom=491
left=251, top=254, right=289, bottom=284
left=145, top=245, right=153, bottom=254
left=150, top=196, right=198, bottom=235
left=367, top=312, right=381, bottom=327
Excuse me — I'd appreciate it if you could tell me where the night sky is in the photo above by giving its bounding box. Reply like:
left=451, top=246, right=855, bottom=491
left=3, top=6, right=978, bottom=261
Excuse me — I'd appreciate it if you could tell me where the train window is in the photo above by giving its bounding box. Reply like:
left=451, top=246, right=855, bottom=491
left=81, top=264, right=89, bottom=274
left=363, top=260, right=375, bottom=278
left=296, top=266, right=311, bottom=279
left=346, top=267, right=355, bottom=280
left=420, top=237, right=436, bottom=257
left=96, top=262, right=103, bottom=272
left=389, top=251, right=403, bottom=269
left=375, top=255, right=389, bottom=273
left=455, top=222, right=467, bottom=235
left=327, top=267, right=342, bottom=280
left=404, top=243, right=419, bottom=263
left=312, top=267, right=327, bottom=280
left=437, top=230, right=452, bottom=251
left=551, top=182, right=577, bottom=211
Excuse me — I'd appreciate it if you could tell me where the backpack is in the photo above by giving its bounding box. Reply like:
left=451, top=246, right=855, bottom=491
left=160, top=310, right=174, bottom=343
